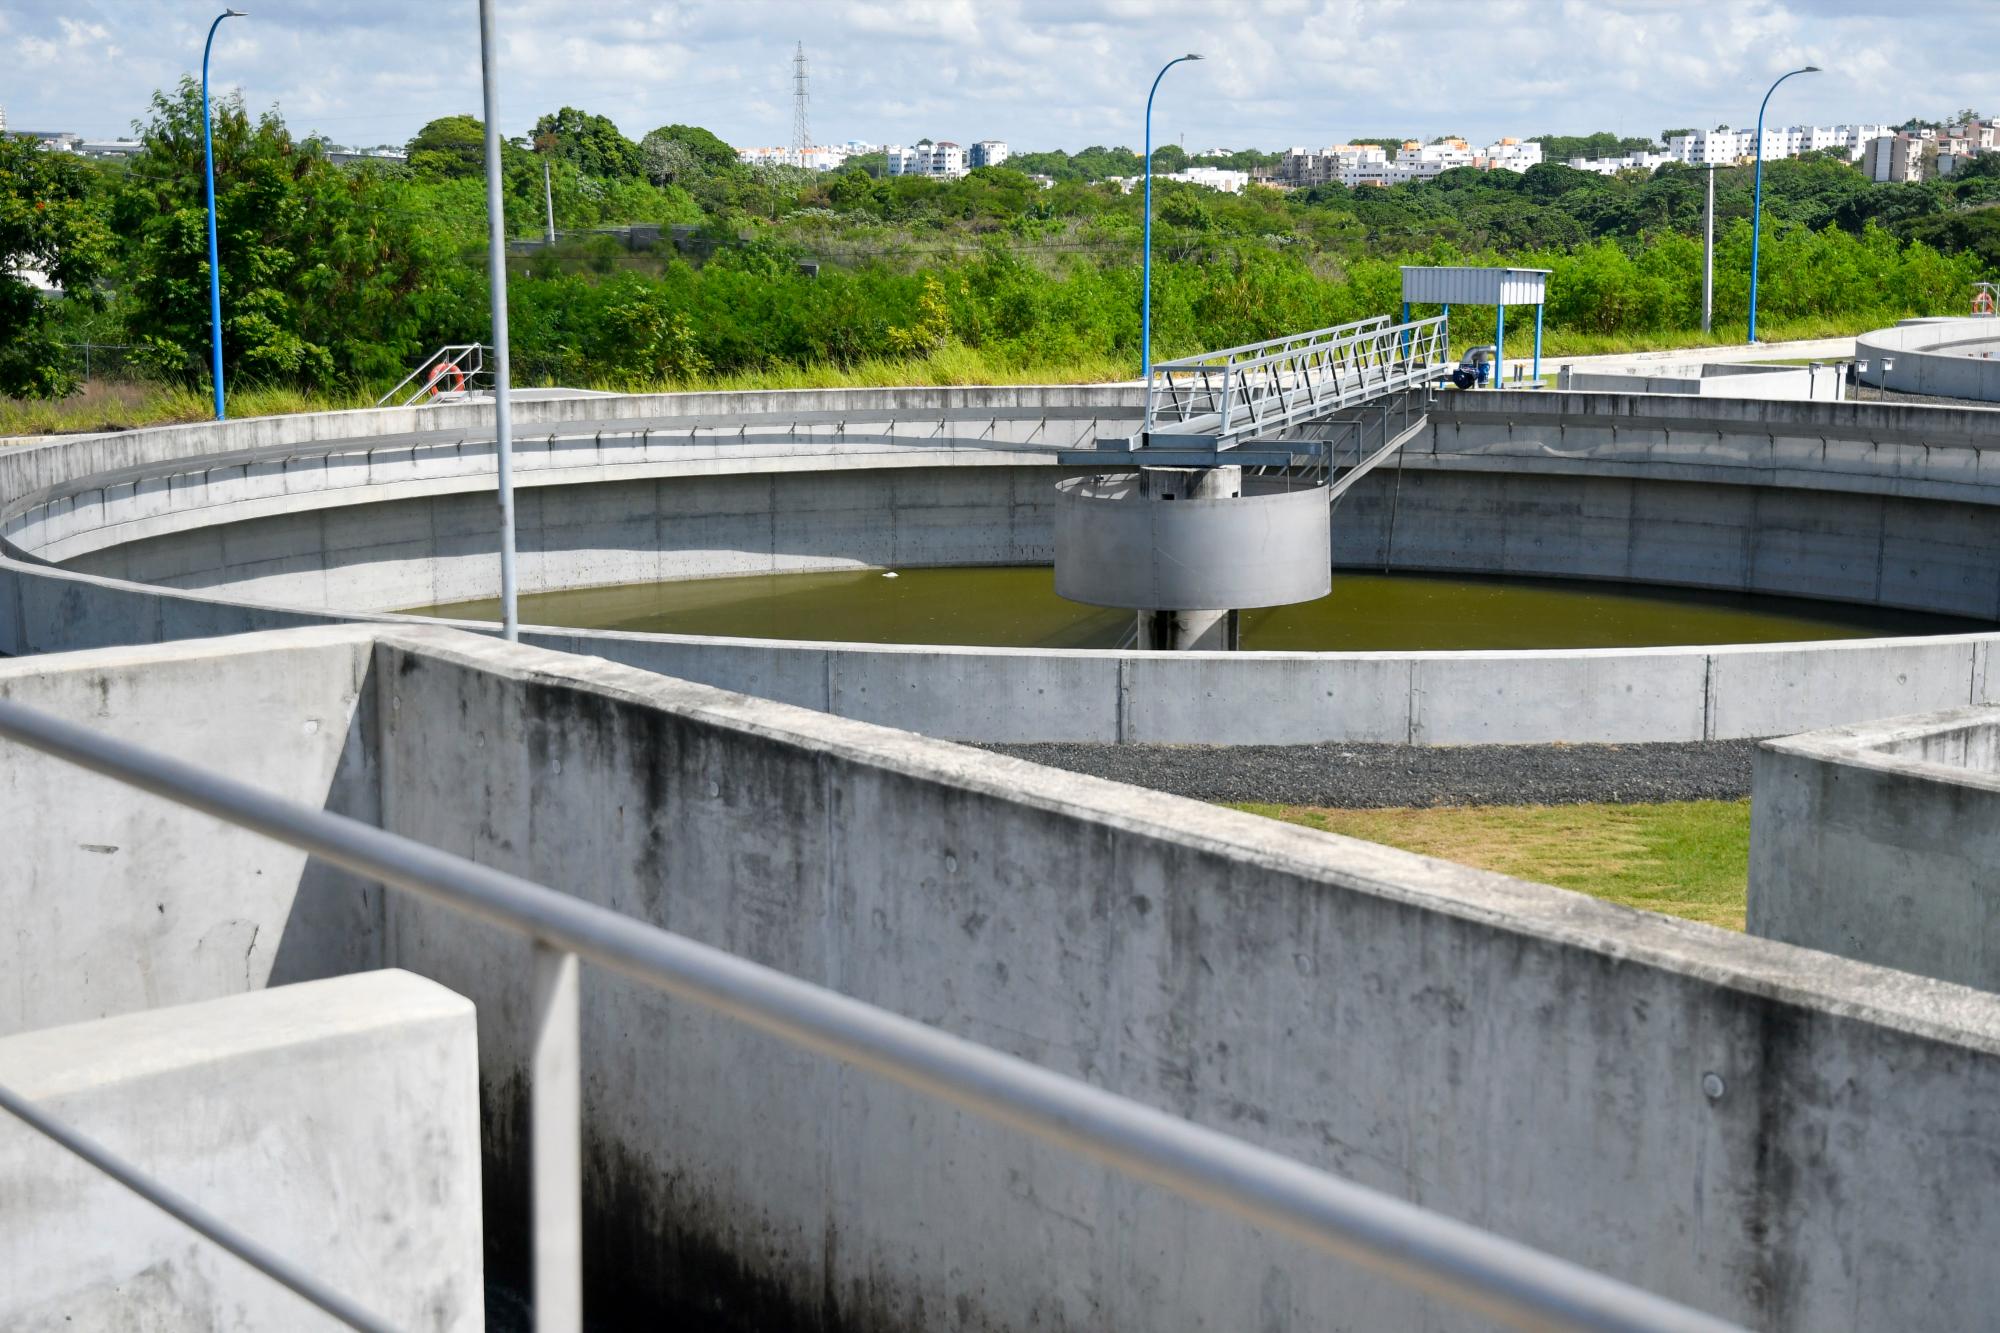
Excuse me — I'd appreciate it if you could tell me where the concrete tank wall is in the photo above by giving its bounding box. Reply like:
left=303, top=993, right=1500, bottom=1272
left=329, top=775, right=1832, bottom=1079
left=10, top=387, right=2000, bottom=746
left=362, top=627, right=2000, bottom=1333
left=0, top=971, right=483, bottom=1332
left=1749, top=706, right=2000, bottom=992
left=13, top=625, right=2000, bottom=1331
left=1855, top=317, right=2000, bottom=401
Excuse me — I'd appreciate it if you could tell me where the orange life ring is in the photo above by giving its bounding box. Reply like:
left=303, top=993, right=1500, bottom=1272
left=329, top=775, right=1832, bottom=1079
left=427, top=359, right=467, bottom=397
left=1974, top=290, right=1995, bottom=316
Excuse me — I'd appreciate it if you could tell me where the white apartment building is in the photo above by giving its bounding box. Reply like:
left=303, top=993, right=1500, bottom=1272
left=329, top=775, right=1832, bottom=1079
left=1104, top=166, right=1251, bottom=194
left=1665, top=124, right=1889, bottom=166
left=884, top=141, right=967, bottom=178
left=1862, top=134, right=1927, bottom=183
left=734, top=145, right=852, bottom=171
left=1566, top=150, right=1677, bottom=176
left=968, top=140, right=1009, bottom=168
left=1280, top=138, right=1541, bottom=188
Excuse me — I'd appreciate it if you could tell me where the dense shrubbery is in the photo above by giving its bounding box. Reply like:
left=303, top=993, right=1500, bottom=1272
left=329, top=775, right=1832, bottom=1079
left=4, top=92, right=1997, bottom=402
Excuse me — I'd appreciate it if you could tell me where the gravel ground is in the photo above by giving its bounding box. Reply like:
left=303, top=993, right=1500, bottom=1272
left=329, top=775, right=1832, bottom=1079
left=982, top=739, right=1758, bottom=808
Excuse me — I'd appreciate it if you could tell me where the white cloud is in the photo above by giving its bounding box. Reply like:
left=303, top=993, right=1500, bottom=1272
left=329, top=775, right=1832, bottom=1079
left=0, top=0, right=1992, bottom=149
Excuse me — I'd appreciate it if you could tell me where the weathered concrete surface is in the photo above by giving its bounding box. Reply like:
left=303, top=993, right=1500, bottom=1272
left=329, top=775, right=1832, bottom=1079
left=1749, top=705, right=2000, bottom=991
left=0, top=628, right=384, bottom=1036
left=1560, top=362, right=1844, bottom=401
left=0, top=970, right=483, bottom=1331
left=1855, top=317, right=2000, bottom=402
left=356, top=625, right=2000, bottom=1333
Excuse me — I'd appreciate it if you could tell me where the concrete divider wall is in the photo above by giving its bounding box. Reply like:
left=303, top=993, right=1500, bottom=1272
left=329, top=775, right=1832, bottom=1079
left=361, top=627, right=2000, bottom=1332
left=1749, top=706, right=2000, bottom=992
left=0, top=970, right=483, bottom=1331
left=0, top=629, right=385, bottom=1036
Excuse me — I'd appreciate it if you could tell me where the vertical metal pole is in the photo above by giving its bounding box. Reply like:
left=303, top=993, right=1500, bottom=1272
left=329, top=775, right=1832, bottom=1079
left=479, top=0, right=519, bottom=642
left=542, top=157, right=556, bottom=245
left=1532, top=303, right=1543, bottom=383
left=1749, top=67, right=1818, bottom=345
left=1701, top=165, right=1715, bottom=335
left=530, top=944, right=582, bottom=1333
left=1141, top=55, right=1200, bottom=383
left=200, top=11, right=242, bottom=423
left=1142, top=84, right=1157, bottom=382
left=1493, top=303, right=1505, bottom=389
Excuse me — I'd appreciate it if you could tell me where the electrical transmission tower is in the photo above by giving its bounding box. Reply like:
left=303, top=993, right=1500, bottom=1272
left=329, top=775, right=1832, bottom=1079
left=791, top=42, right=813, bottom=165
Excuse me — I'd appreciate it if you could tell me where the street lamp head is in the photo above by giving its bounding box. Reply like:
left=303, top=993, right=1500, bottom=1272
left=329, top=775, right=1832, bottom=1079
left=1186, top=53, right=1204, bottom=60
left=224, top=7, right=247, bottom=14
left=1803, top=64, right=1820, bottom=72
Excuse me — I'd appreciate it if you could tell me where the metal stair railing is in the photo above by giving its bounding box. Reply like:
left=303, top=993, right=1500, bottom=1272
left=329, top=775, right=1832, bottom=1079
left=375, top=344, right=491, bottom=408
left=1141, top=315, right=1446, bottom=452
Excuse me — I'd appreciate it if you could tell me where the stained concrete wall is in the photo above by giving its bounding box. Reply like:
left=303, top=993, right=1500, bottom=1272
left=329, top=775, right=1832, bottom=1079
left=0, top=629, right=384, bottom=1036
left=0, top=970, right=483, bottom=1331
left=356, top=626, right=2000, bottom=1333
left=1749, top=707, right=2000, bottom=992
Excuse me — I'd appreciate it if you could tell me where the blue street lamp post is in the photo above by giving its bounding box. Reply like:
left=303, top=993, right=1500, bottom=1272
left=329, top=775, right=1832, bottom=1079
left=1142, top=53, right=1202, bottom=382
left=1747, top=64, right=1819, bottom=344
left=201, top=9, right=247, bottom=421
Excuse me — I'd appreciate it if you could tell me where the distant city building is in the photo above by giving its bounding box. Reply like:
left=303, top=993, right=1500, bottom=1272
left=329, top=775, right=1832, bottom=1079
left=78, top=138, right=140, bottom=159
left=968, top=140, right=1009, bottom=168
left=1663, top=124, right=1889, bottom=166
left=1567, top=150, right=1676, bottom=176
left=1277, top=137, right=1540, bottom=188
left=885, top=141, right=967, bottom=178
left=736, top=144, right=851, bottom=171
left=1862, top=133, right=1928, bottom=183
left=1105, top=166, right=1253, bottom=195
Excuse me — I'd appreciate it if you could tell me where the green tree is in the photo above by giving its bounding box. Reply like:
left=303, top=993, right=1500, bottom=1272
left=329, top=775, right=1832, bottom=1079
left=643, top=123, right=738, bottom=174
left=117, top=79, right=472, bottom=388
left=532, top=107, right=642, bottom=179
left=0, top=134, right=112, bottom=396
left=405, top=114, right=486, bottom=179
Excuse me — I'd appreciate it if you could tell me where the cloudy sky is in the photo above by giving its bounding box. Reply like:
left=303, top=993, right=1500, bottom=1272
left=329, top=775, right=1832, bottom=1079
left=3, top=1, right=1993, bottom=153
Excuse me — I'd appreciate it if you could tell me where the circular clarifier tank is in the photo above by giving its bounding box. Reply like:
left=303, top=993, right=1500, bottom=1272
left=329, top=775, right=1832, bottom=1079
left=406, top=567, right=1994, bottom=650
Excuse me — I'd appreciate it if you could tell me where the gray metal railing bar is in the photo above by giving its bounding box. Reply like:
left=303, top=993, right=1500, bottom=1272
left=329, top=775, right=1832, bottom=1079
left=0, top=1078, right=398, bottom=1333
left=0, top=697, right=1744, bottom=1333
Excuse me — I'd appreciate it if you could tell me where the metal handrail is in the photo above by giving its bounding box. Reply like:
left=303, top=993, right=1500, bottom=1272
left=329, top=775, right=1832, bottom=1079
left=375, top=344, right=490, bottom=408
left=1144, top=316, right=1447, bottom=448
left=0, top=696, right=1744, bottom=1333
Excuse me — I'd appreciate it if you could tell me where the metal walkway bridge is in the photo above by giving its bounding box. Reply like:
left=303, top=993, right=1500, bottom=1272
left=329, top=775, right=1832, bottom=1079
left=1063, top=313, right=1447, bottom=478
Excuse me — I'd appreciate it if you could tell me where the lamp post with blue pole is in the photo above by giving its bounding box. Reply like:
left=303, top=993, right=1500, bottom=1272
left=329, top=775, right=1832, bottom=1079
left=1747, top=63, right=1819, bottom=345
left=1142, top=53, right=1202, bottom=383
left=201, top=8, right=247, bottom=421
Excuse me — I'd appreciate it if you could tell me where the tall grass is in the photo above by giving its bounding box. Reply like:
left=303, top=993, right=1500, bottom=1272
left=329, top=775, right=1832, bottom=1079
left=0, top=381, right=376, bottom=439
left=0, top=312, right=1898, bottom=440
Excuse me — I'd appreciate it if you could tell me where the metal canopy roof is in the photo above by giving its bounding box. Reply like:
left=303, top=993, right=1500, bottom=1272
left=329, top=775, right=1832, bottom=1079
left=1401, top=265, right=1550, bottom=306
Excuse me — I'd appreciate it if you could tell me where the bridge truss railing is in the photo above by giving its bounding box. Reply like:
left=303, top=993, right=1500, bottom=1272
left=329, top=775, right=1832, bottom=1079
left=0, top=696, right=1741, bottom=1333
left=1141, top=314, right=1447, bottom=451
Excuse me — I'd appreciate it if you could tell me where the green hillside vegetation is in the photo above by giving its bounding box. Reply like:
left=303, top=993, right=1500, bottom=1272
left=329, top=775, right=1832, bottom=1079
left=3, top=82, right=1998, bottom=411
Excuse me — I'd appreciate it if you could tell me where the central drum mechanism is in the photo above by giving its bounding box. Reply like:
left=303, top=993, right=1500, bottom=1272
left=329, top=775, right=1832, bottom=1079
left=1055, top=312, right=1449, bottom=649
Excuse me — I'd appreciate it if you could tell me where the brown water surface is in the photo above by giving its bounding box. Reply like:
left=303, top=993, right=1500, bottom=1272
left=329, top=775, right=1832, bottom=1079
left=407, top=566, right=1994, bottom=650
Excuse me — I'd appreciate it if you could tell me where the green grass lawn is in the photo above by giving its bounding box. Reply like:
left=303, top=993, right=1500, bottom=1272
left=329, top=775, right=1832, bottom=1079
left=1232, top=799, right=1751, bottom=930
